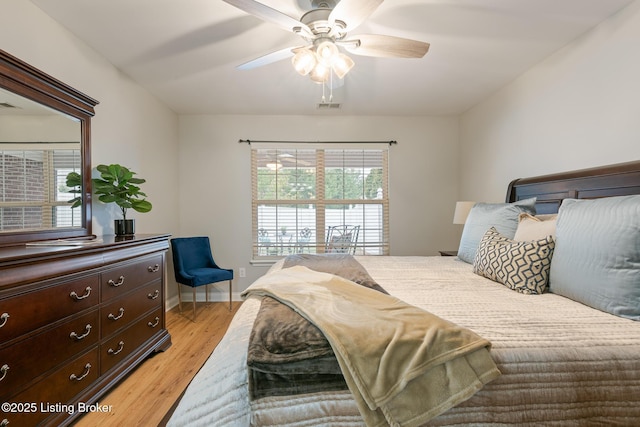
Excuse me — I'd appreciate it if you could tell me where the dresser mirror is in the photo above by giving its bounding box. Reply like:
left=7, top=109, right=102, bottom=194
left=0, top=49, right=98, bottom=246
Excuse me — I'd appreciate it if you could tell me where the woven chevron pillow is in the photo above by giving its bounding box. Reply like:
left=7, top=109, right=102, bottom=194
left=473, top=227, right=555, bottom=294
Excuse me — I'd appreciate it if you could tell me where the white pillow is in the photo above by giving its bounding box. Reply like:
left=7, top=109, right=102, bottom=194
left=513, top=213, right=557, bottom=241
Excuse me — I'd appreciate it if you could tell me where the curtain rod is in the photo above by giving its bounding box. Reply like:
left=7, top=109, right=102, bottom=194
left=238, top=139, right=397, bottom=145
left=1, top=141, right=79, bottom=144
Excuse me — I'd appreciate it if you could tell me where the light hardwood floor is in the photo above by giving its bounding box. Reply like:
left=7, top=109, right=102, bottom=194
left=71, top=302, right=240, bottom=427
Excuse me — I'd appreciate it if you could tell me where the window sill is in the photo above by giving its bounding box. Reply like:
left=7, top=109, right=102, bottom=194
left=250, top=259, right=279, bottom=267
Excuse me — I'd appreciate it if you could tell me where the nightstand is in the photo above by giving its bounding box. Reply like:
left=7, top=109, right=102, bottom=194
left=439, top=250, right=458, bottom=257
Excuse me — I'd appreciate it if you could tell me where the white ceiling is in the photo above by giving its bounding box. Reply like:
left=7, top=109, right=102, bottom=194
left=31, top=0, right=634, bottom=116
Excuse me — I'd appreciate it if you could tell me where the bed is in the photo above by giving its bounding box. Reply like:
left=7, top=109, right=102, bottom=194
left=167, top=161, right=640, bottom=426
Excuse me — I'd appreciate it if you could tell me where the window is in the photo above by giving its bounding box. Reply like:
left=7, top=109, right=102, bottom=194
left=252, top=145, right=389, bottom=259
left=0, top=148, right=81, bottom=231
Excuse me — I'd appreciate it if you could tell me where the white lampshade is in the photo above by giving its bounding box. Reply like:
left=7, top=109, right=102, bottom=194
left=332, top=53, right=354, bottom=79
left=291, top=49, right=316, bottom=76
left=309, top=62, right=330, bottom=83
left=453, top=201, right=475, bottom=224
left=292, top=41, right=355, bottom=83
left=316, top=41, right=339, bottom=66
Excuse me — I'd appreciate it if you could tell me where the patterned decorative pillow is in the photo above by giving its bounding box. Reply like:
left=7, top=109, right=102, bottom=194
left=473, top=227, right=555, bottom=294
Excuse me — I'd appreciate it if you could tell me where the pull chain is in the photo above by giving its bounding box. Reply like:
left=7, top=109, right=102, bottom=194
left=329, top=71, right=334, bottom=102
left=320, top=71, right=335, bottom=103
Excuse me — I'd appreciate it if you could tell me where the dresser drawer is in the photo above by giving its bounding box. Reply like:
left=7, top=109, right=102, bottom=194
left=101, top=255, right=163, bottom=301
left=101, top=307, right=163, bottom=374
left=0, top=274, right=99, bottom=343
left=4, top=348, right=99, bottom=427
left=101, top=280, right=162, bottom=338
left=0, top=309, right=99, bottom=401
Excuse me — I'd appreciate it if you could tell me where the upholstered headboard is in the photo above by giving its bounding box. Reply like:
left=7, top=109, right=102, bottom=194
left=506, top=161, right=640, bottom=214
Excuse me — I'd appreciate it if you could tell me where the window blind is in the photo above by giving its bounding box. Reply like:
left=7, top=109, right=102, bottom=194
left=0, top=148, right=81, bottom=230
left=251, top=146, right=389, bottom=259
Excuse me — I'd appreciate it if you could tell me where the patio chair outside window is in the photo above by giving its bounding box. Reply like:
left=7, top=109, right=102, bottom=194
left=296, top=227, right=312, bottom=253
left=325, top=225, right=360, bottom=254
left=257, top=228, right=272, bottom=255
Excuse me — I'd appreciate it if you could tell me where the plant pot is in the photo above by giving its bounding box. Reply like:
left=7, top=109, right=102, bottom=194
left=114, top=219, right=135, bottom=236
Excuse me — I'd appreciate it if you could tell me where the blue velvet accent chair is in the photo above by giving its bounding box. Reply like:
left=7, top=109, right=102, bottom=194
left=171, top=236, right=233, bottom=321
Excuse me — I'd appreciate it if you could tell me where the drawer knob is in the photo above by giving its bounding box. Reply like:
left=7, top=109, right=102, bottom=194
left=148, top=290, right=160, bottom=300
left=108, top=308, right=125, bottom=321
left=148, top=264, right=160, bottom=273
left=69, top=363, right=92, bottom=382
left=70, top=324, right=92, bottom=341
left=108, top=341, right=125, bottom=356
left=108, top=275, right=125, bottom=287
left=0, top=313, right=8, bottom=328
left=0, top=364, right=9, bottom=382
left=148, top=317, right=160, bottom=328
left=69, top=286, right=92, bottom=301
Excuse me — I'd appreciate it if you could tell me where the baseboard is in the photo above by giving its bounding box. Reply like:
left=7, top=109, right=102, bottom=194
left=165, top=291, right=242, bottom=311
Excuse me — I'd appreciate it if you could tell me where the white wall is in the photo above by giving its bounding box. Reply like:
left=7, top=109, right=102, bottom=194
left=0, top=115, right=79, bottom=141
left=2, top=1, right=460, bottom=306
left=460, top=0, right=640, bottom=202
left=178, top=115, right=460, bottom=296
left=2, top=1, right=180, bottom=302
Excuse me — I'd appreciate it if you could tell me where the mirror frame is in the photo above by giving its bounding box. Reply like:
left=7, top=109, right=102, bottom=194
left=0, top=49, right=98, bottom=246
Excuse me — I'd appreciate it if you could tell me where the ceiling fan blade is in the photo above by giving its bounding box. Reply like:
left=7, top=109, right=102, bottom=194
left=342, top=34, right=430, bottom=58
left=237, top=46, right=302, bottom=70
left=329, top=0, right=383, bottom=32
left=223, top=0, right=311, bottom=35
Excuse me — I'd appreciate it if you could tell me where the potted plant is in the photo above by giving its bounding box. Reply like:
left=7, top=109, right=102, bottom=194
left=65, top=171, right=82, bottom=208
left=92, top=164, right=152, bottom=236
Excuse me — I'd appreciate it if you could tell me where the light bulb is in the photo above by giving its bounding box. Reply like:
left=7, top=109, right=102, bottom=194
left=332, top=53, right=354, bottom=79
left=291, top=49, right=316, bottom=76
left=316, top=41, right=338, bottom=66
left=309, top=62, right=330, bottom=83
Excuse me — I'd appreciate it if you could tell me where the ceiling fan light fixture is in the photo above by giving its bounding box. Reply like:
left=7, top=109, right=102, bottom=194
left=225, top=0, right=432, bottom=91
left=332, top=53, right=354, bottom=79
left=292, top=49, right=317, bottom=76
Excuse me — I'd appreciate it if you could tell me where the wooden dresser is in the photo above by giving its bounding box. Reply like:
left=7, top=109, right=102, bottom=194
left=0, top=234, right=171, bottom=427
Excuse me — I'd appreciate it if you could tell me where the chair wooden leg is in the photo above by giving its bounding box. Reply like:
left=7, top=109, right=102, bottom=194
left=206, top=284, right=209, bottom=304
left=192, top=287, right=197, bottom=322
left=228, top=280, right=232, bottom=311
left=177, top=283, right=183, bottom=313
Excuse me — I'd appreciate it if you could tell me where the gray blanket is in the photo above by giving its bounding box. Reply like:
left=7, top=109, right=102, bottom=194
left=247, top=254, right=387, bottom=399
left=243, top=266, right=500, bottom=426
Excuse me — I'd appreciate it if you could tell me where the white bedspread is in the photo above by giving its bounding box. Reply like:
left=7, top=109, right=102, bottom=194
left=168, top=256, right=640, bottom=426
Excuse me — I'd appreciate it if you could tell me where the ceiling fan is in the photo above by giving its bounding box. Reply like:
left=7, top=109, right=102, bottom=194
left=222, top=0, right=430, bottom=83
